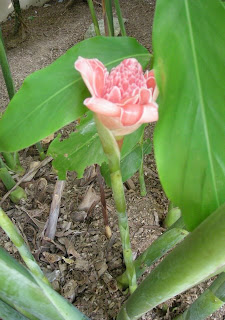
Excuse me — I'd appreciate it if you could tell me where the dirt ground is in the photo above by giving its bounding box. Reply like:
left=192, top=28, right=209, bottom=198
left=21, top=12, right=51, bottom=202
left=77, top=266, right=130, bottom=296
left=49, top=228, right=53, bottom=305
left=0, top=0, right=224, bottom=319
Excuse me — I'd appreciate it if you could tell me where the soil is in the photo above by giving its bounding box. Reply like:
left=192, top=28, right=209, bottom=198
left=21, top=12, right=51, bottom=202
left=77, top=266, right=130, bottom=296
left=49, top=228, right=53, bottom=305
left=0, top=1, right=224, bottom=319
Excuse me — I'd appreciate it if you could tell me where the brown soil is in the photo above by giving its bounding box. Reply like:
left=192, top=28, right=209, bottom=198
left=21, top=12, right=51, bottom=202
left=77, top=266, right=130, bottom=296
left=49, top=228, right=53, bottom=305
left=0, top=1, right=224, bottom=319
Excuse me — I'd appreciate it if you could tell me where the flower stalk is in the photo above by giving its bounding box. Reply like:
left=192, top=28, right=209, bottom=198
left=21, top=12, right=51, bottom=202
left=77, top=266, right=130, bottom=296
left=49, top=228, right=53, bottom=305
left=94, top=115, right=137, bottom=293
left=138, top=130, right=146, bottom=196
left=117, top=217, right=188, bottom=289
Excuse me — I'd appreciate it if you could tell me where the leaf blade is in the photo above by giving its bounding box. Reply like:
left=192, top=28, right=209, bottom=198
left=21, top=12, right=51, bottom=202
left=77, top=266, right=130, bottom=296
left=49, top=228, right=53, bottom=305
left=153, top=0, right=225, bottom=230
left=0, top=36, right=151, bottom=152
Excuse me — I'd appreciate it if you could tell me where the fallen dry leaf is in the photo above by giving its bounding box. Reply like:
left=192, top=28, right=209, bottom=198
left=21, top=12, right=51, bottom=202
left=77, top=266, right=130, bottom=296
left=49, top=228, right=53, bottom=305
left=42, top=252, right=62, bottom=263
left=23, top=161, right=41, bottom=182
left=78, top=185, right=100, bottom=212
left=42, top=133, right=55, bottom=144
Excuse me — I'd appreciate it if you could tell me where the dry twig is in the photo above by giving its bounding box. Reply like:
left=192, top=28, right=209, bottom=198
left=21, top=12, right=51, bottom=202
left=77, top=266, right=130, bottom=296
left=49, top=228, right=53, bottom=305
left=44, top=179, right=66, bottom=240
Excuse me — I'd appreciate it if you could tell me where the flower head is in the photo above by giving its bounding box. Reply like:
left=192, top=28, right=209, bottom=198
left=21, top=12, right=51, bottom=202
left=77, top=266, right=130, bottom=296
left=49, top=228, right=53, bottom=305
left=75, top=57, right=158, bottom=137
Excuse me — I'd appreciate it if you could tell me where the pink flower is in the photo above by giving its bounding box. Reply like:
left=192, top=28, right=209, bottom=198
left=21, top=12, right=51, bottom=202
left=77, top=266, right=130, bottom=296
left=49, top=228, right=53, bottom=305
left=75, top=57, right=159, bottom=137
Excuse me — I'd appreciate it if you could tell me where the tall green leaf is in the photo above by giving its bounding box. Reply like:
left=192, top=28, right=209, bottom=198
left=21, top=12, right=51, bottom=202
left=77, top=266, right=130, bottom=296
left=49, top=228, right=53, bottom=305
left=0, top=299, right=29, bottom=320
left=0, top=37, right=150, bottom=152
left=0, top=247, right=89, bottom=320
left=117, top=202, right=225, bottom=319
left=153, top=0, right=225, bottom=230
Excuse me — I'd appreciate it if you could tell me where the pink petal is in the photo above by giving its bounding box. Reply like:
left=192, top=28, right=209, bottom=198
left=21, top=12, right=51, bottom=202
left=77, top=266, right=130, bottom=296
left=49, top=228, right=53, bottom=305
left=120, top=104, right=144, bottom=126
left=144, top=70, right=156, bottom=90
left=120, top=94, right=139, bottom=106
left=107, top=86, right=121, bottom=103
left=75, top=57, right=108, bottom=97
left=153, top=85, right=159, bottom=101
left=139, top=88, right=152, bottom=104
left=84, top=97, right=121, bottom=117
left=139, top=102, right=158, bottom=123
left=111, top=123, right=141, bottom=137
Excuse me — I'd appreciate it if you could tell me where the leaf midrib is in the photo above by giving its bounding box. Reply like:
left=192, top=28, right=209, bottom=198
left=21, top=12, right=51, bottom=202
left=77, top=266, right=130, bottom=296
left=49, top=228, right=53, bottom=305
left=184, top=0, right=219, bottom=206
left=68, top=132, right=100, bottom=160
left=7, top=52, right=150, bottom=134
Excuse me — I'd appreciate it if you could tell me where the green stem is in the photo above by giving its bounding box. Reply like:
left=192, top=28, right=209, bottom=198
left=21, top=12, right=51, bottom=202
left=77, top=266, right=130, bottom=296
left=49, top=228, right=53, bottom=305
left=138, top=130, right=146, bottom=196
left=105, top=0, right=114, bottom=36
left=0, top=27, right=25, bottom=174
left=0, top=27, right=15, bottom=99
left=114, top=0, right=126, bottom=36
left=0, top=157, right=7, bottom=169
left=164, top=207, right=181, bottom=228
left=0, top=167, right=26, bottom=203
left=0, top=167, right=16, bottom=190
left=117, top=202, right=225, bottom=319
left=0, top=207, right=49, bottom=285
left=12, top=0, right=22, bottom=34
left=35, top=142, right=46, bottom=160
left=94, top=115, right=137, bottom=293
left=87, top=0, right=101, bottom=36
left=117, top=218, right=188, bottom=289
left=2, top=151, right=24, bottom=174
left=175, top=272, right=225, bottom=320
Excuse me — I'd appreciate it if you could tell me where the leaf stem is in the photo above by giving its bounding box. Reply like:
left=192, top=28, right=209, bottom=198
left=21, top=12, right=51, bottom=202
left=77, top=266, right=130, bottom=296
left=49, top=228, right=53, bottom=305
left=0, top=168, right=26, bottom=203
left=87, top=0, right=101, bottom=36
left=0, top=27, right=15, bottom=99
left=114, top=0, right=126, bottom=36
left=94, top=115, right=137, bottom=293
left=117, top=203, right=225, bottom=319
left=0, top=207, right=50, bottom=285
left=36, top=141, right=46, bottom=160
left=138, top=130, right=146, bottom=196
left=104, top=0, right=114, bottom=36
left=175, top=272, right=225, bottom=320
left=0, top=27, right=24, bottom=175
left=2, top=151, right=24, bottom=174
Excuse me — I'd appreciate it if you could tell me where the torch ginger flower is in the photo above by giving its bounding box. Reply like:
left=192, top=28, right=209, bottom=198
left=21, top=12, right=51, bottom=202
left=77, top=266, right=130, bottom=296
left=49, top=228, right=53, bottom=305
left=75, top=57, right=159, bottom=137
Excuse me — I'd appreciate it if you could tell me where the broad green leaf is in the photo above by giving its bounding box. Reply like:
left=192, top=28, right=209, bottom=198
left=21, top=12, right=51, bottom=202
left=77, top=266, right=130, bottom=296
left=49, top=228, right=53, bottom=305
left=48, top=112, right=107, bottom=180
left=48, top=115, right=152, bottom=182
left=0, top=37, right=151, bottom=152
left=153, top=0, right=225, bottom=230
